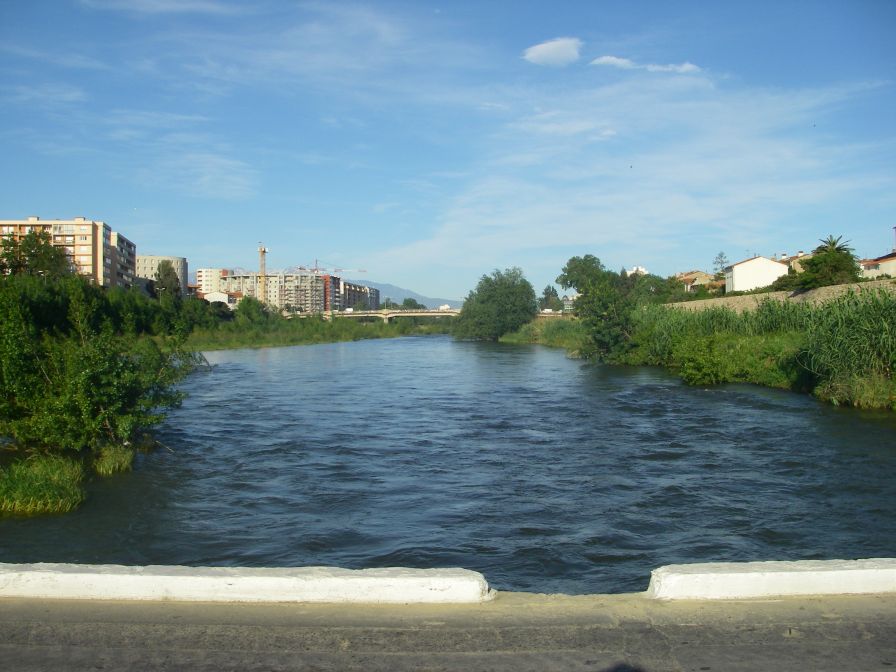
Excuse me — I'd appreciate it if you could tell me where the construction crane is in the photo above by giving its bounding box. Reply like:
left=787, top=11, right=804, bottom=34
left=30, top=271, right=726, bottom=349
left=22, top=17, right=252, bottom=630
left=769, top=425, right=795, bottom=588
left=258, top=242, right=268, bottom=301
left=282, top=259, right=367, bottom=276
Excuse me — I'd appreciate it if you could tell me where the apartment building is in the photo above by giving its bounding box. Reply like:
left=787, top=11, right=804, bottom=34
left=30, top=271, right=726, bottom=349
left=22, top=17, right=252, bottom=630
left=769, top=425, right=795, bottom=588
left=0, top=216, right=136, bottom=289
left=136, top=255, right=188, bottom=296
left=340, top=280, right=380, bottom=310
left=196, top=267, right=229, bottom=295
left=200, top=269, right=382, bottom=313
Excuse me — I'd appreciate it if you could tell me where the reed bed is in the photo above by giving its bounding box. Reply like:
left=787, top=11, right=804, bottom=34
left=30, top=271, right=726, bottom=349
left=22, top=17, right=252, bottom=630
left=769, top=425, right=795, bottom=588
left=629, top=288, right=896, bottom=408
left=0, top=454, right=85, bottom=514
left=93, top=444, right=136, bottom=476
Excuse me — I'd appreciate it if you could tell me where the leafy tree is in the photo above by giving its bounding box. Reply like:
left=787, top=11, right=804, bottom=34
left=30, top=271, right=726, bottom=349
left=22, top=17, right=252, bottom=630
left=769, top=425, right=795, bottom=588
left=556, top=254, right=606, bottom=291
left=401, top=297, right=427, bottom=310
left=538, top=285, right=563, bottom=311
left=557, top=256, right=685, bottom=360
left=454, top=267, right=537, bottom=341
left=153, top=259, right=181, bottom=298
left=713, top=251, right=729, bottom=279
left=797, top=247, right=861, bottom=289
left=234, top=296, right=270, bottom=325
left=1, top=230, right=71, bottom=278
left=558, top=256, right=635, bottom=359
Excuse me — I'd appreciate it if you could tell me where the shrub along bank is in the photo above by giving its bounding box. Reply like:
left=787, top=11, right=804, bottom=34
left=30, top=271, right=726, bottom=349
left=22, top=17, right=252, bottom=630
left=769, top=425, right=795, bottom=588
left=620, top=287, right=895, bottom=409
left=506, top=253, right=895, bottom=411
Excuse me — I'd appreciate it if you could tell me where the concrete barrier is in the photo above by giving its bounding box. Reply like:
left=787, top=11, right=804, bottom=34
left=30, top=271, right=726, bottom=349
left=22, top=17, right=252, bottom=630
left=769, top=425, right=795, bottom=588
left=646, top=558, right=896, bottom=600
left=0, top=563, right=495, bottom=604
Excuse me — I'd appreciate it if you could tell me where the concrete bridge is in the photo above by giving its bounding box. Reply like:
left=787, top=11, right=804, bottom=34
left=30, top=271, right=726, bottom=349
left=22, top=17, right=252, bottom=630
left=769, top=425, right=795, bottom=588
left=329, top=309, right=460, bottom=323
left=329, top=309, right=572, bottom=323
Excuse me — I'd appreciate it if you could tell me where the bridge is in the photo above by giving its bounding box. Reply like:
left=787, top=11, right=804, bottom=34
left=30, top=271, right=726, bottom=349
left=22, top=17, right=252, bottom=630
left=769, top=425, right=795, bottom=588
left=299, top=309, right=571, bottom=323
left=328, top=309, right=460, bottom=323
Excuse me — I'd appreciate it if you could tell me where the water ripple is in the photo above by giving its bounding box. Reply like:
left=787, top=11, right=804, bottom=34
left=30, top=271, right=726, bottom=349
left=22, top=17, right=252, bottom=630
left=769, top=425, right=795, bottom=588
left=1, top=336, right=895, bottom=594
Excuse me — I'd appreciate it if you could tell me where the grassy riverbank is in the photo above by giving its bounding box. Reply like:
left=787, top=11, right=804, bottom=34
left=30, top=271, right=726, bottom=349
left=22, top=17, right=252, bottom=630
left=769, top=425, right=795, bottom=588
left=187, top=316, right=453, bottom=351
left=500, top=318, right=589, bottom=354
left=505, top=288, right=896, bottom=410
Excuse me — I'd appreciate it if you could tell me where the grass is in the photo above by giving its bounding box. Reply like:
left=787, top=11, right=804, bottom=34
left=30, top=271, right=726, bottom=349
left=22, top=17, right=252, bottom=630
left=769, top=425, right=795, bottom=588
left=630, top=288, right=895, bottom=408
left=0, top=454, right=85, bottom=514
left=501, top=318, right=588, bottom=353
left=93, top=444, right=136, bottom=476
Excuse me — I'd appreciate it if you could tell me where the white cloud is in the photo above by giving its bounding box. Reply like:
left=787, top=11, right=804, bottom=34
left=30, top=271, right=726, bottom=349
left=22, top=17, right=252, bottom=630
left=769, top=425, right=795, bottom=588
left=592, top=54, right=702, bottom=74
left=523, top=37, right=583, bottom=67
left=591, top=55, right=636, bottom=69
left=646, top=62, right=701, bottom=74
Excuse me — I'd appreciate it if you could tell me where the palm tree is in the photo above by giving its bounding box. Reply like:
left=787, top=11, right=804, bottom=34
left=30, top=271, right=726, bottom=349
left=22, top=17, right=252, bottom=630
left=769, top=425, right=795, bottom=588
left=814, top=235, right=853, bottom=255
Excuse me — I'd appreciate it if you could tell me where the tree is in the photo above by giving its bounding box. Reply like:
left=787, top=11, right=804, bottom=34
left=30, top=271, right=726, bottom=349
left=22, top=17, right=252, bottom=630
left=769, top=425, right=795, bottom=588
left=153, top=260, right=181, bottom=299
left=233, top=296, right=270, bottom=325
left=0, top=230, right=70, bottom=278
left=814, top=235, right=853, bottom=255
left=556, top=254, right=606, bottom=293
left=538, top=285, right=563, bottom=311
left=797, top=236, right=861, bottom=289
left=454, top=267, right=537, bottom=341
left=401, top=297, right=427, bottom=310
left=713, top=251, right=729, bottom=279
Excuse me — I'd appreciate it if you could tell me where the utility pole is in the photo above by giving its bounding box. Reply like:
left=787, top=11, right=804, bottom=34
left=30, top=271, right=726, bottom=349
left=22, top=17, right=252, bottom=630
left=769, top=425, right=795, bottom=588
left=258, top=243, right=268, bottom=303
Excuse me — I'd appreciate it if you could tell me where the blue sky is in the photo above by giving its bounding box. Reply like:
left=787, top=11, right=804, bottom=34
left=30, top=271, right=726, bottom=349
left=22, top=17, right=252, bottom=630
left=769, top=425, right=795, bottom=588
left=2, top=1, right=894, bottom=299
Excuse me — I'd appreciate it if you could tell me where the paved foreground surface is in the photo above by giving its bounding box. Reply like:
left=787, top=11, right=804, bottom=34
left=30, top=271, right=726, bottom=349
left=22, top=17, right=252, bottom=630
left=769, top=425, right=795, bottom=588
left=1, top=592, right=894, bottom=671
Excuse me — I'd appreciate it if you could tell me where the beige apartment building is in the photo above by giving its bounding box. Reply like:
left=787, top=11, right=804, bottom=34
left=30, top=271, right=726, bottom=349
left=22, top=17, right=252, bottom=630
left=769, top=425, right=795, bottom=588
left=0, top=216, right=136, bottom=289
left=197, top=269, right=377, bottom=313
left=136, top=255, right=188, bottom=296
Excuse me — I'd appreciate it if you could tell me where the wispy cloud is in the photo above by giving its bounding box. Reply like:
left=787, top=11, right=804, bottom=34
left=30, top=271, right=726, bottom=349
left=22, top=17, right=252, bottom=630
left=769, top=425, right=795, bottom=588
left=1, top=44, right=108, bottom=70
left=523, top=37, right=583, bottom=66
left=141, top=151, right=258, bottom=199
left=3, top=83, right=88, bottom=104
left=592, top=55, right=701, bottom=74
left=368, top=76, right=888, bottom=285
left=80, top=0, right=243, bottom=15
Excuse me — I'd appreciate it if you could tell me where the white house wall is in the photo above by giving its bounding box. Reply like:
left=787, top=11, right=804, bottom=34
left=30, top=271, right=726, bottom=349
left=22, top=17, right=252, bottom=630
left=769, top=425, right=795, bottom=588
left=726, top=257, right=788, bottom=293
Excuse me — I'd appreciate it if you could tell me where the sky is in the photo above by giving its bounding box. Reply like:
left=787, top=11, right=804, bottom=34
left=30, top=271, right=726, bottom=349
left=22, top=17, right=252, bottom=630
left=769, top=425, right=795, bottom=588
left=1, top=1, right=895, bottom=300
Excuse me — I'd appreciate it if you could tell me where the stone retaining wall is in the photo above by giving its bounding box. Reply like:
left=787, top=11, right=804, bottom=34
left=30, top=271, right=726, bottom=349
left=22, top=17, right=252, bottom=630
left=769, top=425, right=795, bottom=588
left=668, top=279, right=896, bottom=313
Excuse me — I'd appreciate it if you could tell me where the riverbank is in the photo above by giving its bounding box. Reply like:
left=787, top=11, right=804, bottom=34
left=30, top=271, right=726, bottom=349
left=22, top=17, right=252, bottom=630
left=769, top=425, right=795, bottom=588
left=186, top=317, right=452, bottom=351
left=507, top=285, right=896, bottom=411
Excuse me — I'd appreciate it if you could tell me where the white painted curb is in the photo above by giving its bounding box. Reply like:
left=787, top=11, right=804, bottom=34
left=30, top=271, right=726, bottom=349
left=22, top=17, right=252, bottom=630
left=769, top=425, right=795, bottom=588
left=0, top=563, right=495, bottom=604
left=646, top=558, right=896, bottom=600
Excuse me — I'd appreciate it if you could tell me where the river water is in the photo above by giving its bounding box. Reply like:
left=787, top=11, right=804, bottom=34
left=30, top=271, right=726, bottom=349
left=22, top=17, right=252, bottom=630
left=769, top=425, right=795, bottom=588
left=2, top=336, right=895, bottom=593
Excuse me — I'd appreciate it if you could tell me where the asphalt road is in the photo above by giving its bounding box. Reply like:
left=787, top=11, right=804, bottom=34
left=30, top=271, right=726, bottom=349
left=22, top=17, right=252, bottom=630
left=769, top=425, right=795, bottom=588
left=1, top=591, right=894, bottom=671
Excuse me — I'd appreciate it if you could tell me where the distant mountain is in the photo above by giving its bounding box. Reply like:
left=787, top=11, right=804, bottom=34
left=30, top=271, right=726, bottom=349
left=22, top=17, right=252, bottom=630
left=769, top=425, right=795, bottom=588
left=349, top=280, right=462, bottom=309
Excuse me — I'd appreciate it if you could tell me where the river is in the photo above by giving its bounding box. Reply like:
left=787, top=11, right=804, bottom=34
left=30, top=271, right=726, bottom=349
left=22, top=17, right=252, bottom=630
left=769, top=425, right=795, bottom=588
left=2, top=335, right=894, bottom=594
